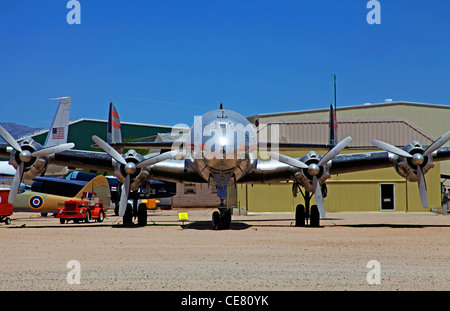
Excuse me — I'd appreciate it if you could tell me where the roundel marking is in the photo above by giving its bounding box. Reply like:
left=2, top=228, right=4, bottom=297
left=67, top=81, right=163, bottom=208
left=29, top=195, right=44, bottom=209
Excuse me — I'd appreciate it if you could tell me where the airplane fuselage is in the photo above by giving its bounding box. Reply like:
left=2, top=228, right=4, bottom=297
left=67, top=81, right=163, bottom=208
left=186, top=109, right=258, bottom=186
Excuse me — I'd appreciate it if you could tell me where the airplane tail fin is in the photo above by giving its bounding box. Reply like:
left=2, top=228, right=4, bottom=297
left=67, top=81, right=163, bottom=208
left=45, top=97, right=71, bottom=147
left=74, top=175, right=111, bottom=211
left=107, top=101, right=122, bottom=144
left=328, top=103, right=338, bottom=148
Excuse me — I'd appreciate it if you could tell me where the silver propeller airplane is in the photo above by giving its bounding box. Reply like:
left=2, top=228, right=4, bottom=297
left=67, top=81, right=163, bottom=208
left=1, top=102, right=449, bottom=229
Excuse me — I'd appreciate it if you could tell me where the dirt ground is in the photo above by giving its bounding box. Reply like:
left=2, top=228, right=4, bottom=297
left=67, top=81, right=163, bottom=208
left=0, top=208, right=448, bottom=292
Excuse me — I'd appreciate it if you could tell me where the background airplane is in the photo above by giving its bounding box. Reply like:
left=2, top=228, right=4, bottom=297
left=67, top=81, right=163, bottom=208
left=32, top=170, right=177, bottom=216
left=0, top=161, right=16, bottom=184
left=0, top=175, right=110, bottom=225
left=0, top=97, right=74, bottom=197
left=1, top=102, right=449, bottom=229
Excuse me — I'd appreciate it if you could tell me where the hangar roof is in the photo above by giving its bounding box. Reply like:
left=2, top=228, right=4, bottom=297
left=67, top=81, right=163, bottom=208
left=250, top=101, right=450, bottom=147
left=258, top=118, right=434, bottom=149
left=28, top=118, right=186, bottom=151
left=249, top=101, right=449, bottom=120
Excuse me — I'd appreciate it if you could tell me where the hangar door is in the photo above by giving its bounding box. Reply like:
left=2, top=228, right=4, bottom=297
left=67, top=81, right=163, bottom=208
left=380, top=184, right=395, bottom=211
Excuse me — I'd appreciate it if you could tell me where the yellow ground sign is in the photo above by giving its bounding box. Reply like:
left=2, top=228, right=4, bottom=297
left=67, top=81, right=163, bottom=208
left=178, top=211, right=189, bottom=221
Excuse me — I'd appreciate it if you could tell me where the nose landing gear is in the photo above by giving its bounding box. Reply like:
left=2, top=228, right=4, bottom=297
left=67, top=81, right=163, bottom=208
left=210, top=173, right=234, bottom=230
left=212, top=207, right=232, bottom=230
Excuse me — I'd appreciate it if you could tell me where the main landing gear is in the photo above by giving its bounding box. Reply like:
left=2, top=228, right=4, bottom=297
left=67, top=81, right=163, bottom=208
left=119, top=199, right=148, bottom=226
left=295, top=190, right=321, bottom=227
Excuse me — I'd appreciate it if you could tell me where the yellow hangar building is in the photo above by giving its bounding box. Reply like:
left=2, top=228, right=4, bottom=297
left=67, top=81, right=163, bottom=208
left=228, top=101, right=450, bottom=214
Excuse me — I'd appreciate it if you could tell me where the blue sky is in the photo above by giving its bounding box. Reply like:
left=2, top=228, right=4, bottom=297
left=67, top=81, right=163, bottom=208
left=0, top=0, right=449, bottom=128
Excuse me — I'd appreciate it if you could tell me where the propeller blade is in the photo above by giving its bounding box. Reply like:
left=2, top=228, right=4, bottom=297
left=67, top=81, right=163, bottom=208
left=8, top=162, right=24, bottom=204
left=31, top=143, right=75, bottom=157
left=0, top=125, right=22, bottom=152
left=267, top=152, right=308, bottom=169
left=423, top=130, right=450, bottom=157
left=118, top=174, right=131, bottom=217
left=137, top=150, right=179, bottom=168
left=318, top=136, right=352, bottom=166
left=92, top=135, right=127, bottom=165
left=417, top=167, right=428, bottom=209
left=371, top=139, right=413, bottom=158
left=312, top=175, right=325, bottom=218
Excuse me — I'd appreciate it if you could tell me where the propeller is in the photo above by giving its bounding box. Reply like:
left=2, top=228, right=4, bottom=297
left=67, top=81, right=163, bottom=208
left=0, top=125, right=75, bottom=203
left=371, top=130, right=450, bottom=209
left=423, top=130, right=450, bottom=157
left=137, top=150, right=179, bottom=168
left=92, top=135, right=179, bottom=217
left=31, top=143, right=76, bottom=157
left=416, top=166, right=427, bottom=209
left=269, top=136, right=352, bottom=217
left=267, top=152, right=308, bottom=169
left=313, top=136, right=352, bottom=217
left=371, top=139, right=413, bottom=158
left=9, top=162, right=24, bottom=205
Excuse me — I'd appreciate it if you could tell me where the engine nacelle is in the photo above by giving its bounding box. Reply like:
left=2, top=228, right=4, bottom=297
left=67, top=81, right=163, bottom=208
left=393, top=141, right=435, bottom=182
left=113, top=149, right=150, bottom=191
left=9, top=139, right=49, bottom=181
left=294, top=151, right=331, bottom=192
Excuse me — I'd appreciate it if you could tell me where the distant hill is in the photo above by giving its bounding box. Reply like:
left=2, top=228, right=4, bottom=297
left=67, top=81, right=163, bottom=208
left=0, top=122, right=43, bottom=142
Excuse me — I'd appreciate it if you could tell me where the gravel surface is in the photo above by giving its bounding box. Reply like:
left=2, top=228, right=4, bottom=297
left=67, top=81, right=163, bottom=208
left=1, top=209, right=448, bottom=291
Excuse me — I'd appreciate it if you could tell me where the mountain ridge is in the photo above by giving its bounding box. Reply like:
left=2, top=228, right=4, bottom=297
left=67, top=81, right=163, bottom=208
left=0, top=122, right=43, bottom=142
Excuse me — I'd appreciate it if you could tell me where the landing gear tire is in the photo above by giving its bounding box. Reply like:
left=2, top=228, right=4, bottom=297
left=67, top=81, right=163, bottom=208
left=310, top=205, right=320, bottom=227
left=212, top=209, right=232, bottom=230
left=123, top=203, right=133, bottom=225
left=212, top=211, right=221, bottom=230
left=295, top=204, right=306, bottom=227
left=137, top=203, right=147, bottom=226
left=222, top=209, right=231, bottom=229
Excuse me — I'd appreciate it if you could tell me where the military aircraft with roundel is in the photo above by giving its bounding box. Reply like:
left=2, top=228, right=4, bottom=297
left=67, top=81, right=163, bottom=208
left=0, top=175, right=110, bottom=225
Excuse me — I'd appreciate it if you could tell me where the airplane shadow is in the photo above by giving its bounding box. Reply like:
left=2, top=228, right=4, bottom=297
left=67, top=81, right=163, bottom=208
left=180, top=221, right=252, bottom=231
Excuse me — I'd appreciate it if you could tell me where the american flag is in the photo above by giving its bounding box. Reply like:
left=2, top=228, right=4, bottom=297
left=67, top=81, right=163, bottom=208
left=52, top=127, right=64, bottom=139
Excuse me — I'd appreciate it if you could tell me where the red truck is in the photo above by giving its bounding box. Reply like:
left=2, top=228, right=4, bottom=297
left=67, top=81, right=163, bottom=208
left=57, top=195, right=105, bottom=224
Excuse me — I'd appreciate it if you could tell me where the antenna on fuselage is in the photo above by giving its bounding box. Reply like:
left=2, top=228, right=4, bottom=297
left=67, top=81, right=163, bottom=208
left=220, top=101, right=223, bottom=110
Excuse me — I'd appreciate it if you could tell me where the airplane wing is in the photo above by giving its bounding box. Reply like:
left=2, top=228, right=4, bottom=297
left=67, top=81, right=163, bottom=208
left=433, top=146, right=450, bottom=162
left=328, top=150, right=393, bottom=174
left=100, top=141, right=176, bottom=150
left=50, top=149, right=115, bottom=173
left=260, top=142, right=330, bottom=150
